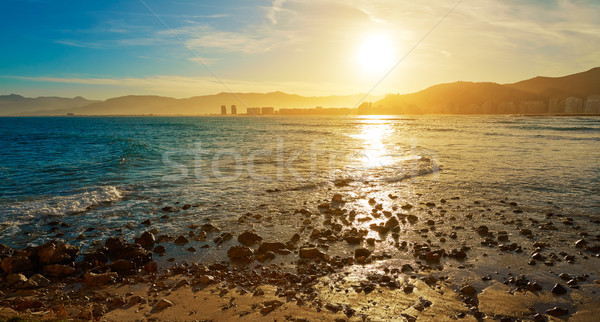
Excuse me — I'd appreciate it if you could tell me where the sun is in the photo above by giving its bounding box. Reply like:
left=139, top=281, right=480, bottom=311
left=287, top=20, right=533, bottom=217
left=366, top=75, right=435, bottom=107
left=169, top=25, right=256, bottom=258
left=356, top=34, right=395, bottom=74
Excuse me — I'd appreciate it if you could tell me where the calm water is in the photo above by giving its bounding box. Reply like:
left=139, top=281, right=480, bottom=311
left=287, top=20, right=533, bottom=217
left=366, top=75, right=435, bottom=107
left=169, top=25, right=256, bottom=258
left=0, top=115, right=599, bottom=252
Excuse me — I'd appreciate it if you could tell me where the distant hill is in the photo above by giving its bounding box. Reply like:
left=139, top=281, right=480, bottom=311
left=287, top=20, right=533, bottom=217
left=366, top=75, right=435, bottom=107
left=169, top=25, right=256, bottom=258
left=10, top=92, right=381, bottom=116
left=507, top=67, right=600, bottom=98
left=0, top=94, right=99, bottom=116
left=373, top=67, right=600, bottom=114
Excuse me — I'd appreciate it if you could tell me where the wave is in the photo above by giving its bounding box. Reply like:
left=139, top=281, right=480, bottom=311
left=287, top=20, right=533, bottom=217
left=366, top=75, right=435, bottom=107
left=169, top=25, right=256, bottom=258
left=1, top=186, right=123, bottom=217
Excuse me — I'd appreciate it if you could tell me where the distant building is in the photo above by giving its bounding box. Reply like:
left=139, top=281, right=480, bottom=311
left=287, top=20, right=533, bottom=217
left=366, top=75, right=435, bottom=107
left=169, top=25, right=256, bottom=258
left=548, top=98, right=562, bottom=113
left=565, top=97, right=583, bottom=114
left=584, top=96, right=600, bottom=114
left=518, top=100, right=547, bottom=114
left=231, top=105, right=237, bottom=115
left=261, top=107, right=275, bottom=115
left=221, top=105, right=227, bottom=115
left=247, top=107, right=261, bottom=115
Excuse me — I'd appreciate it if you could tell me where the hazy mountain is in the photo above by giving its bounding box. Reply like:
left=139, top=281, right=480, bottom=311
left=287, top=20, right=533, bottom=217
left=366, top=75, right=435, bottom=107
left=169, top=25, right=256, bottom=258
left=0, top=94, right=99, bottom=116
left=507, top=67, right=600, bottom=98
left=374, top=82, right=541, bottom=114
left=374, top=67, right=600, bottom=114
left=15, top=92, right=381, bottom=116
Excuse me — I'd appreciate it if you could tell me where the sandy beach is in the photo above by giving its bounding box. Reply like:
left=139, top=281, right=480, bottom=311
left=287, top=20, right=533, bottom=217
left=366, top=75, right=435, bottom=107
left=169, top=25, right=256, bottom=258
left=1, top=188, right=599, bottom=321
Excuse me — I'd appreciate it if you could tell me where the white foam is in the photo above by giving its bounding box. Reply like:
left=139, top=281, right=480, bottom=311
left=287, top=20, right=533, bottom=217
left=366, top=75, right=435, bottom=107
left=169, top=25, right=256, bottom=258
left=3, top=186, right=123, bottom=217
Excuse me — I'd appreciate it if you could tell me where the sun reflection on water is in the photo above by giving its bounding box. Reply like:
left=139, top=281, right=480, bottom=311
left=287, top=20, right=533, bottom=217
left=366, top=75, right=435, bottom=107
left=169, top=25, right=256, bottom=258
left=352, top=117, right=395, bottom=168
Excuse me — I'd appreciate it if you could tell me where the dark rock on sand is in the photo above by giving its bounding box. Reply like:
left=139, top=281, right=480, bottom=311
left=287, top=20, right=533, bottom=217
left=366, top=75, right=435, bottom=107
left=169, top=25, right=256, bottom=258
left=299, top=247, right=325, bottom=259
left=174, top=236, right=189, bottom=246
left=551, top=283, right=567, bottom=295
left=237, top=231, right=263, bottom=246
left=153, top=245, right=166, bottom=255
left=134, top=231, right=156, bottom=250
left=227, top=246, right=254, bottom=261
left=354, top=248, right=371, bottom=259
left=84, top=271, right=118, bottom=287
left=546, top=307, right=568, bottom=316
left=1, top=255, right=33, bottom=274
left=36, top=241, right=80, bottom=265
left=43, top=264, right=75, bottom=277
left=257, top=242, right=287, bottom=254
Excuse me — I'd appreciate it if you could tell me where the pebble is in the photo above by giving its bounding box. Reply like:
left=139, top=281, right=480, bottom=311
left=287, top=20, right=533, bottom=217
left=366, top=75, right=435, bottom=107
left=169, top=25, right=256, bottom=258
left=154, top=299, right=173, bottom=310
left=551, top=283, right=567, bottom=295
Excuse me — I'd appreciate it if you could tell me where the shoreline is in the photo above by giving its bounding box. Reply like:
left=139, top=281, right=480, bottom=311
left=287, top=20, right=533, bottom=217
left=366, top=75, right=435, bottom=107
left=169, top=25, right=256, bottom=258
left=1, top=191, right=599, bottom=321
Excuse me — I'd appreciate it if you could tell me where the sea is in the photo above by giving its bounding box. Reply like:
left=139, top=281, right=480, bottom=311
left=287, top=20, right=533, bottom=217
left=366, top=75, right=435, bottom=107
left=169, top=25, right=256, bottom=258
left=0, top=115, right=599, bottom=260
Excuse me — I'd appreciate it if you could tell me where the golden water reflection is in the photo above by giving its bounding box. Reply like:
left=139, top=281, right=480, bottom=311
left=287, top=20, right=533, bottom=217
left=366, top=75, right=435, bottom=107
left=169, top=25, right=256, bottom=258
left=352, top=117, right=395, bottom=168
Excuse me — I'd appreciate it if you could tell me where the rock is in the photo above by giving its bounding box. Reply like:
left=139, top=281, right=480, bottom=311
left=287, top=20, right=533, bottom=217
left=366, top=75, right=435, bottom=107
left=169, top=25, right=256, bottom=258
left=401, top=264, right=414, bottom=273
left=257, top=242, right=287, bottom=254
left=29, top=274, right=50, bottom=287
left=154, top=299, right=173, bottom=310
left=200, top=223, right=219, bottom=232
left=36, top=241, right=80, bottom=265
left=144, top=261, right=158, bottom=273
left=43, top=264, right=75, bottom=277
left=84, top=272, right=118, bottom=287
left=105, top=237, right=127, bottom=250
left=519, top=228, right=533, bottom=236
left=227, top=246, right=254, bottom=261
left=237, top=231, right=263, bottom=246
left=545, top=307, right=568, bottom=316
left=559, top=273, right=571, bottom=280
left=153, top=245, right=166, bottom=255
left=213, top=232, right=233, bottom=244
left=476, top=225, right=489, bottom=236
left=299, top=247, right=325, bottom=259
left=368, top=198, right=376, bottom=205
left=332, top=194, right=344, bottom=203
left=1, top=255, right=33, bottom=274
left=110, top=259, right=136, bottom=274
left=6, top=273, right=27, bottom=286
left=551, top=283, right=567, bottom=295
left=198, top=275, right=214, bottom=285
left=107, top=242, right=152, bottom=266
left=174, top=236, right=189, bottom=246
left=354, top=248, right=371, bottom=259
left=261, top=300, right=283, bottom=314
left=290, top=233, right=300, bottom=244
left=575, top=239, right=586, bottom=248
left=460, top=285, right=477, bottom=296
left=134, top=231, right=156, bottom=250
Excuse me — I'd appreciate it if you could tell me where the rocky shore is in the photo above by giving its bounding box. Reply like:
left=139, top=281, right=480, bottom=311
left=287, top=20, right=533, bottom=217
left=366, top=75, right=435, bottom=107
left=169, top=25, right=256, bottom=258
left=1, top=192, right=599, bottom=321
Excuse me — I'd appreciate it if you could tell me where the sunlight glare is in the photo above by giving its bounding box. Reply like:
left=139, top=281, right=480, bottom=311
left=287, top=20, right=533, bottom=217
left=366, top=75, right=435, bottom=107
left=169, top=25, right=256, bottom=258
left=356, top=34, right=395, bottom=74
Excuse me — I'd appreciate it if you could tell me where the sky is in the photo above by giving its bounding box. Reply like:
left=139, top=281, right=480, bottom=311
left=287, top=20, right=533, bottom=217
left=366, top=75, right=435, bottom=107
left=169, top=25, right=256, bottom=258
left=0, top=0, right=599, bottom=100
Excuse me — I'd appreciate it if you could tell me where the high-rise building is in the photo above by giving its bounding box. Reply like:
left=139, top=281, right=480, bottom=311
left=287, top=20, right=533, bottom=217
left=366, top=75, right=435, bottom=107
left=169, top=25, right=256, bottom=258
left=247, top=107, right=261, bottom=115
left=565, top=97, right=583, bottom=114
left=231, top=105, right=237, bottom=115
left=261, top=107, right=275, bottom=115
left=584, top=96, right=600, bottom=114
left=221, top=105, right=227, bottom=115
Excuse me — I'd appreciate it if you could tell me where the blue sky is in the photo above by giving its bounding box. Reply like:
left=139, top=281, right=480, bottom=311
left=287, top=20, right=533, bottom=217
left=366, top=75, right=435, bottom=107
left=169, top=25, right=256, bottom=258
left=1, top=0, right=599, bottom=99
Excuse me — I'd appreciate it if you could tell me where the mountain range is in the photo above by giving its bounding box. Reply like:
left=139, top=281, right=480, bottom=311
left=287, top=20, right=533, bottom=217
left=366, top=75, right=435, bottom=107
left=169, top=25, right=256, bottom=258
left=0, top=92, right=380, bottom=116
left=1, top=67, right=599, bottom=116
left=373, top=67, right=600, bottom=114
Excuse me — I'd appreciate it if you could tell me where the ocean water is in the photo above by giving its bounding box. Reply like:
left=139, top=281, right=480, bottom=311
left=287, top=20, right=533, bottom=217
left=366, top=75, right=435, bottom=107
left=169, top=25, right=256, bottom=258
left=0, top=115, right=599, bottom=256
